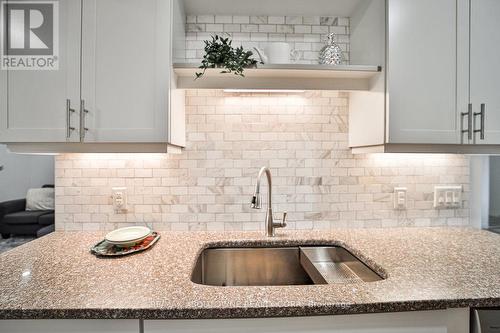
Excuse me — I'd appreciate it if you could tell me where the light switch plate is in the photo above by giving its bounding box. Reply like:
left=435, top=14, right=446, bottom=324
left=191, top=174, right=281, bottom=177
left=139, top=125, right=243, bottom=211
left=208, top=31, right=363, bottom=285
left=433, top=186, right=462, bottom=209
left=112, top=187, right=128, bottom=213
left=394, top=187, right=407, bottom=210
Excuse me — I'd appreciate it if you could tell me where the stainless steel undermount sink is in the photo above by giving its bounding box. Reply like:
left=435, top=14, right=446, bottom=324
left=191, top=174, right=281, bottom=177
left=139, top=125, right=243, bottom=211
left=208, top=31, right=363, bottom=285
left=191, top=246, right=383, bottom=286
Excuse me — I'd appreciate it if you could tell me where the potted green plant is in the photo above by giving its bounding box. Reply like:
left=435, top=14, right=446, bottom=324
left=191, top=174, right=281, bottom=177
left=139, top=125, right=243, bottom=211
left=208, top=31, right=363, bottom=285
left=195, top=35, right=260, bottom=79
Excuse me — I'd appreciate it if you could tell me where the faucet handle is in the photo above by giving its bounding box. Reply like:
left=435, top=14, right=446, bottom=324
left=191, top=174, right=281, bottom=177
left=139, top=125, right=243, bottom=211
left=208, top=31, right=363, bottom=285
left=274, top=211, right=287, bottom=228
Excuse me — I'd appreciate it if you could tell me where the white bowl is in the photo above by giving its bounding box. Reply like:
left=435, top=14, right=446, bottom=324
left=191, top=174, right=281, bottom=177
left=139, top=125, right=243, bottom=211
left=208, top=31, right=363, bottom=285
left=105, top=226, right=151, bottom=247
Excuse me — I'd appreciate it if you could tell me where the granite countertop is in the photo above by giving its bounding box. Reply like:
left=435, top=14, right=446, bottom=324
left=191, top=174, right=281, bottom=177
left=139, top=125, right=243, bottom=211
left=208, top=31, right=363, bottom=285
left=0, top=227, right=499, bottom=319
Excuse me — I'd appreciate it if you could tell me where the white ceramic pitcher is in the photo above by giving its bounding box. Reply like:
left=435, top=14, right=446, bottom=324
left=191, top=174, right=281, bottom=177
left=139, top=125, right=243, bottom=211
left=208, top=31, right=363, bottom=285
left=253, top=42, right=297, bottom=64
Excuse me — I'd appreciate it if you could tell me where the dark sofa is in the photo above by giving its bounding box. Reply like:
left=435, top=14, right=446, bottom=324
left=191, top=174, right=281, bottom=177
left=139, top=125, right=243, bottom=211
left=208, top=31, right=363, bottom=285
left=0, top=185, right=55, bottom=239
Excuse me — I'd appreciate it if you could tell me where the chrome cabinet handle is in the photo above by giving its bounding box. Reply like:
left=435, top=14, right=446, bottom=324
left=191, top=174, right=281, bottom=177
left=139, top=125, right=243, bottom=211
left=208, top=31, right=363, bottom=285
left=79, top=100, right=89, bottom=142
left=461, top=103, right=473, bottom=143
left=474, top=103, right=485, bottom=141
left=66, top=99, right=76, bottom=139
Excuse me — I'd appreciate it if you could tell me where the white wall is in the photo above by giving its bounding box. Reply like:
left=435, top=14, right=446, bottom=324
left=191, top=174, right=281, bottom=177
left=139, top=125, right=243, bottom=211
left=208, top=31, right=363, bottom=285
left=0, top=145, right=55, bottom=202
left=184, top=14, right=350, bottom=65
left=470, top=156, right=490, bottom=229
left=489, top=157, right=500, bottom=218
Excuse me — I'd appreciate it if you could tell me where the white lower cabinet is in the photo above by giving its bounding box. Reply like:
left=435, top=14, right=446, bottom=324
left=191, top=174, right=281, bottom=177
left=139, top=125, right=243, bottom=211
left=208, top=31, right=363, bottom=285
left=0, top=309, right=469, bottom=333
left=0, top=319, right=139, bottom=333
left=145, top=309, right=469, bottom=333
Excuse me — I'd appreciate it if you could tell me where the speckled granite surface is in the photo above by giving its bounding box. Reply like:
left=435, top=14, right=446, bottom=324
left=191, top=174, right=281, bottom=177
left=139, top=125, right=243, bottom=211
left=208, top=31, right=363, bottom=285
left=0, top=228, right=498, bottom=319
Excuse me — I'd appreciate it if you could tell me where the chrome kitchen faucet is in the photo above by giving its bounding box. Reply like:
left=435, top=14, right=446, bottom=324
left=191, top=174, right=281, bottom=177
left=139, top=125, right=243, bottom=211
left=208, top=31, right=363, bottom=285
left=251, top=166, right=287, bottom=237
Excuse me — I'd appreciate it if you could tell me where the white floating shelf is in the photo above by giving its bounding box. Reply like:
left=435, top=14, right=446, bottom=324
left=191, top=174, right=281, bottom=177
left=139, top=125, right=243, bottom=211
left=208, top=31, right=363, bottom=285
left=173, top=63, right=382, bottom=91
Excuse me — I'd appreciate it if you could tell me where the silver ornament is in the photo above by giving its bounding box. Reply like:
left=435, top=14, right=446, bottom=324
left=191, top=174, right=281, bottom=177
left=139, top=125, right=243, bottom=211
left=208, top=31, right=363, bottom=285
left=319, top=33, right=344, bottom=65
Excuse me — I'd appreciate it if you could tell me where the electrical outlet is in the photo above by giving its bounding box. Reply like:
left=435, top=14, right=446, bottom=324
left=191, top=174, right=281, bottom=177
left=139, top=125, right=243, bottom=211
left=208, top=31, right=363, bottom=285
left=433, top=186, right=462, bottom=209
left=394, top=187, right=407, bottom=210
left=112, top=187, right=127, bottom=213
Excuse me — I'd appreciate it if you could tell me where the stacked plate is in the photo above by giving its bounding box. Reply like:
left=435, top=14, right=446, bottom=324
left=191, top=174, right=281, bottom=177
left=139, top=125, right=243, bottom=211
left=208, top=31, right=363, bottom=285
left=104, top=226, right=152, bottom=247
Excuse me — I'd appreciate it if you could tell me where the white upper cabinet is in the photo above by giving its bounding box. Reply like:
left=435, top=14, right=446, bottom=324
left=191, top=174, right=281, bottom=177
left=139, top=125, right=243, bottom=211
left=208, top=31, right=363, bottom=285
left=387, top=0, right=467, bottom=145
left=81, top=0, right=171, bottom=143
left=349, top=0, right=500, bottom=153
left=470, top=0, right=500, bottom=144
left=0, top=0, right=185, bottom=151
left=0, top=0, right=81, bottom=143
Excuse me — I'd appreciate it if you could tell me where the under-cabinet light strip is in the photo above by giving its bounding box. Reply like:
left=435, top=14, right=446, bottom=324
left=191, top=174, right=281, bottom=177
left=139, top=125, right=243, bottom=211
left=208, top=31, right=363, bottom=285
left=223, top=89, right=306, bottom=93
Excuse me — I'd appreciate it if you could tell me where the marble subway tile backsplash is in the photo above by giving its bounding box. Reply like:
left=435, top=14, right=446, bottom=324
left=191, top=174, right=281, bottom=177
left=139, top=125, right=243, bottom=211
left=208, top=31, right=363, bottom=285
left=185, top=15, right=350, bottom=65
left=55, top=90, right=470, bottom=232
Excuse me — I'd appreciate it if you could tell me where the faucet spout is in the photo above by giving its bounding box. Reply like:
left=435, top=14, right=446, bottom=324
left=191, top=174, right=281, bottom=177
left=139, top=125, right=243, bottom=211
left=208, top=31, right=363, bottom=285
left=251, top=167, right=287, bottom=237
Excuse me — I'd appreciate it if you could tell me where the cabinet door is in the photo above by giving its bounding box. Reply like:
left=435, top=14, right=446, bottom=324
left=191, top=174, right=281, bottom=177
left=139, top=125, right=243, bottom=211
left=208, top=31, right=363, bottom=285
left=387, top=0, right=469, bottom=144
left=470, top=0, right=500, bottom=144
left=0, top=0, right=81, bottom=143
left=0, top=319, right=139, bottom=333
left=145, top=309, right=468, bottom=333
left=81, top=0, right=170, bottom=143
